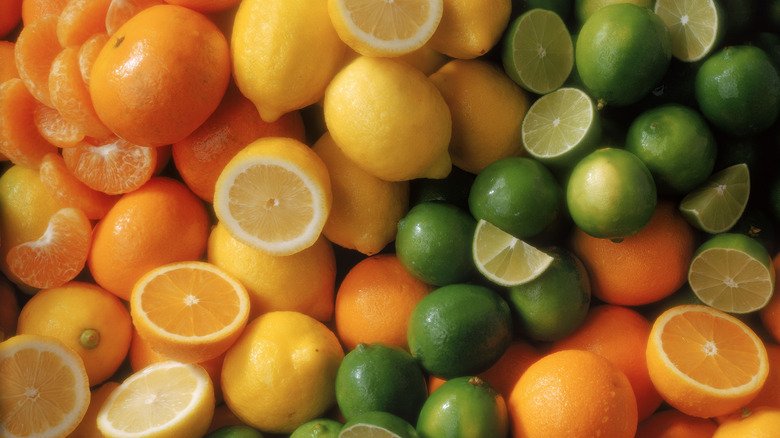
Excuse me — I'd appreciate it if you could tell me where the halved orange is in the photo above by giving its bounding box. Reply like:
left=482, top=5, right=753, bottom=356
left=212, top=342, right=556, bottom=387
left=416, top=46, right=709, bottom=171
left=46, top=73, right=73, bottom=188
left=6, top=207, right=92, bottom=289
left=646, top=304, right=769, bottom=418
left=39, top=152, right=119, bottom=220
left=0, top=333, right=91, bottom=438
left=130, top=261, right=251, bottom=364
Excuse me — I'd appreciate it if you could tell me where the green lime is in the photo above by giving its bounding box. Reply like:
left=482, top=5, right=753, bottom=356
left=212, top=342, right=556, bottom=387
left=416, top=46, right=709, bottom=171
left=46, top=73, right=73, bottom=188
left=290, top=418, right=344, bottom=438
left=472, top=219, right=554, bottom=287
left=695, top=45, right=780, bottom=137
left=506, top=247, right=591, bottom=341
left=521, top=87, right=601, bottom=170
left=416, top=376, right=508, bottom=438
left=338, top=411, right=419, bottom=438
left=575, top=3, right=672, bottom=107
left=688, top=232, right=776, bottom=314
left=679, top=163, right=750, bottom=234
left=654, top=0, right=724, bottom=62
left=501, top=8, right=573, bottom=95
left=468, top=157, right=563, bottom=240
left=574, top=0, right=654, bottom=26
left=395, top=202, right=477, bottom=286
left=409, top=166, right=475, bottom=210
left=407, top=283, right=513, bottom=379
left=335, top=343, right=427, bottom=425
left=513, top=0, right=572, bottom=21
left=204, top=425, right=265, bottom=438
left=566, top=147, right=658, bottom=240
left=625, top=104, right=717, bottom=195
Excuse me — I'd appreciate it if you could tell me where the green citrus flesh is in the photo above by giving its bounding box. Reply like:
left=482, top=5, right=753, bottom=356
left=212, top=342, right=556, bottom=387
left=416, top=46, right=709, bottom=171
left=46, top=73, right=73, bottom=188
left=521, top=87, right=600, bottom=169
left=472, top=219, right=554, bottom=287
left=501, top=8, right=573, bottom=95
left=688, top=232, right=776, bottom=314
left=338, top=411, right=418, bottom=438
left=679, top=163, right=750, bottom=234
left=654, top=0, right=723, bottom=62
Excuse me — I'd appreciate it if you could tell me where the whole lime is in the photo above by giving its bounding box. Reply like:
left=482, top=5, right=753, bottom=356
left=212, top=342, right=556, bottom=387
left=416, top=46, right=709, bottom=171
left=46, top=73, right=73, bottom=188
left=204, top=425, right=264, bottom=438
left=625, top=104, right=717, bottom=195
left=574, top=0, right=654, bottom=26
left=407, top=283, right=513, bottom=379
left=566, top=147, right=657, bottom=240
left=695, top=45, right=780, bottom=136
left=575, top=3, right=672, bottom=107
left=290, top=418, right=343, bottom=438
left=416, top=376, right=508, bottom=438
left=468, top=157, right=562, bottom=240
left=334, top=343, right=427, bottom=425
left=395, top=202, right=477, bottom=286
left=506, top=247, right=591, bottom=342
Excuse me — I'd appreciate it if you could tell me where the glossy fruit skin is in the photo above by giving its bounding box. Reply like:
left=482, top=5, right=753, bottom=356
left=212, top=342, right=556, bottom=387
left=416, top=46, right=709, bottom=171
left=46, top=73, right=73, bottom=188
left=335, top=343, right=428, bottom=425
left=416, top=376, right=508, bottom=438
left=289, top=418, right=343, bottom=438
left=468, top=156, right=563, bottom=240
left=695, top=45, right=780, bottom=136
left=407, top=283, right=513, bottom=379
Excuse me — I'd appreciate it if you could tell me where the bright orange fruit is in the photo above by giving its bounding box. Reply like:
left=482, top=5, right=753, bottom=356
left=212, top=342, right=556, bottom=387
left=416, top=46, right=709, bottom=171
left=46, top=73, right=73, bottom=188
left=13, top=14, right=62, bottom=107
left=0, top=78, right=59, bottom=168
left=39, top=152, right=120, bottom=220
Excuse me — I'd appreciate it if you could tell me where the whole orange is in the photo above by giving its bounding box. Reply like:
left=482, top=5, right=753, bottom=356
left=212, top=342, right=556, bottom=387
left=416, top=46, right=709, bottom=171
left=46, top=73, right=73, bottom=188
left=635, top=409, right=718, bottom=438
left=163, top=0, right=240, bottom=12
left=334, top=254, right=434, bottom=351
left=89, top=4, right=230, bottom=146
left=508, top=349, right=638, bottom=438
left=550, top=304, right=662, bottom=421
left=714, top=407, right=780, bottom=437
left=88, top=177, right=210, bottom=300
left=759, top=253, right=780, bottom=343
left=570, top=199, right=695, bottom=306
left=745, top=342, right=780, bottom=411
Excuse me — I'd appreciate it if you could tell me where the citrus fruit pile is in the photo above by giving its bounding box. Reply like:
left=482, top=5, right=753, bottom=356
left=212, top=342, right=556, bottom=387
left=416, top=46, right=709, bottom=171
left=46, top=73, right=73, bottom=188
left=2, top=0, right=780, bottom=437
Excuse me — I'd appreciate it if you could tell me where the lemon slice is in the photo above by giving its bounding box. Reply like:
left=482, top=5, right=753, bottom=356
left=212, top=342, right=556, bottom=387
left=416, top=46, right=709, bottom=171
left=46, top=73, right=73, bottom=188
left=654, top=0, right=723, bottom=62
left=97, top=361, right=215, bottom=438
left=213, top=137, right=332, bottom=256
left=472, top=219, right=554, bottom=287
left=679, top=163, right=750, bottom=234
left=328, top=0, right=444, bottom=57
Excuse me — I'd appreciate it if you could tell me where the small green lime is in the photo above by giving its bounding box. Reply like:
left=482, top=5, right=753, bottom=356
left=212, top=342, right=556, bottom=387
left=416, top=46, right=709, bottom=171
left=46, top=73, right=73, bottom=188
left=290, top=418, right=343, bottom=438
left=205, top=425, right=265, bottom=438
left=395, top=202, right=477, bottom=286
left=566, top=147, right=657, bottom=240
left=468, top=157, right=562, bottom=239
left=407, top=284, right=513, bottom=379
left=574, top=0, right=654, bottom=26
left=695, top=45, right=780, bottom=137
left=338, top=411, right=419, bottom=438
left=416, top=376, right=508, bottom=438
left=625, top=104, right=717, bottom=195
left=335, top=343, right=427, bottom=425
left=506, top=247, right=591, bottom=341
left=575, top=3, right=672, bottom=107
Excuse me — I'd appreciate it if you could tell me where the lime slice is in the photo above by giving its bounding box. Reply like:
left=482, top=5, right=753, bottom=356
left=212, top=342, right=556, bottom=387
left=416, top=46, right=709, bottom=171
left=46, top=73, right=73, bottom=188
left=654, top=0, right=723, bottom=62
left=338, top=411, right=417, bottom=438
left=521, top=87, right=601, bottom=169
left=472, top=219, right=554, bottom=287
left=688, top=232, right=776, bottom=314
left=501, top=8, right=573, bottom=94
left=679, top=163, right=750, bottom=234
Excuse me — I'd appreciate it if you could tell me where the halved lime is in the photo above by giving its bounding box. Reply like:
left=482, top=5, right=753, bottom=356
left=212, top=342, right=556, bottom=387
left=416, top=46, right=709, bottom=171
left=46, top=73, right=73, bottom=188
left=688, top=232, right=776, bottom=314
left=472, top=219, right=554, bottom=287
left=654, top=0, right=723, bottom=62
left=679, top=163, right=750, bottom=234
left=338, top=411, right=418, bottom=438
left=501, top=8, right=573, bottom=94
left=521, top=87, right=601, bottom=169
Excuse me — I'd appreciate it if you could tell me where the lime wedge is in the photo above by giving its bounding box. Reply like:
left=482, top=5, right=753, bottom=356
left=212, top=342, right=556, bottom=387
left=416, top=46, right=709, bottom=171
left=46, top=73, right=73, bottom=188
left=501, top=8, right=573, bottom=94
left=338, top=411, right=417, bottom=438
left=472, top=219, right=554, bottom=287
left=679, top=163, right=750, bottom=234
left=654, top=0, right=723, bottom=62
left=521, top=87, right=601, bottom=169
left=688, top=232, right=776, bottom=314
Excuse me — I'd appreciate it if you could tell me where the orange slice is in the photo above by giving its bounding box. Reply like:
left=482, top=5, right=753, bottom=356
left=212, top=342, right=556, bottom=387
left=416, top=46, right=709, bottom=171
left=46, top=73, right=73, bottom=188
left=61, top=135, right=158, bottom=195
left=0, top=333, right=91, bottom=438
left=0, top=78, right=59, bottom=168
left=646, top=304, right=769, bottom=418
left=57, top=0, right=112, bottom=48
left=39, top=152, right=119, bottom=220
left=33, top=100, right=86, bottom=148
left=130, top=261, right=251, bottom=364
left=6, top=207, right=92, bottom=289
left=13, top=15, right=62, bottom=107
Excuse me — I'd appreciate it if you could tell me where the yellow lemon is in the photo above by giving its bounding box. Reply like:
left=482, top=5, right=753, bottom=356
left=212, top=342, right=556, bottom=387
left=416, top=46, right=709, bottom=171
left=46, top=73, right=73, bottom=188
left=232, top=0, right=346, bottom=122
left=324, top=56, right=452, bottom=182
left=427, top=0, right=512, bottom=59
left=430, top=58, right=531, bottom=174
left=221, top=311, right=345, bottom=434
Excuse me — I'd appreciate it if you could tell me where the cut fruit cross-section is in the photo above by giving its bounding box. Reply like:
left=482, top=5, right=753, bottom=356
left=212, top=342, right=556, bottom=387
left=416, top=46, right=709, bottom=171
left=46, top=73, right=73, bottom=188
left=654, top=0, right=723, bottom=62
left=679, top=163, right=750, bottom=234
left=472, top=219, right=554, bottom=287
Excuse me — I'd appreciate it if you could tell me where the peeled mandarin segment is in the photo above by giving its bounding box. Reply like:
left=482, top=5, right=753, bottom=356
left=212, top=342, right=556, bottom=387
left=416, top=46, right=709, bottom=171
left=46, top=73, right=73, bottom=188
left=6, top=207, right=92, bottom=290
left=61, top=136, right=157, bottom=195
left=77, top=32, right=108, bottom=86
left=32, top=99, right=85, bottom=148
left=14, top=15, right=62, bottom=107
left=39, top=152, right=119, bottom=220
left=654, top=0, right=722, bottom=62
left=0, top=78, right=59, bottom=168
left=0, top=41, right=19, bottom=83
left=0, top=334, right=90, bottom=438
left=21, top=0, right=69, bottom=25
left=57, top=0, right=112, bottom=48
left=105, top=0, right=165, bottom=36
